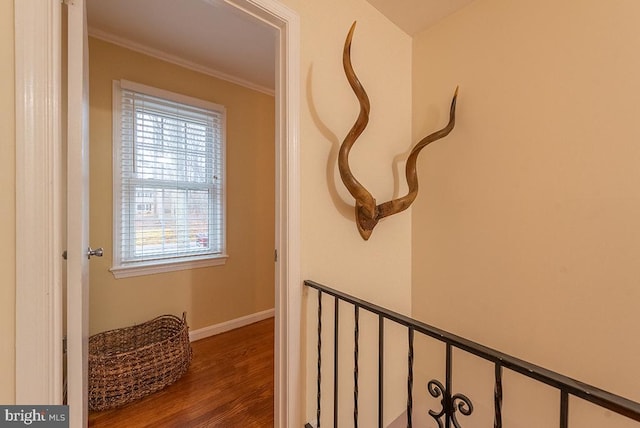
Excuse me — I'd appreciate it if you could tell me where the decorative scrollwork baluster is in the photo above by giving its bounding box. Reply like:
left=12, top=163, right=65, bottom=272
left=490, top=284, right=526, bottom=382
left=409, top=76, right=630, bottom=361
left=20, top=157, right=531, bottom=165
left=451, top=393, right=474, bottom=428
left=428, top=380, right=447, bottom=428
left=427, top=379, right=474, bottom=428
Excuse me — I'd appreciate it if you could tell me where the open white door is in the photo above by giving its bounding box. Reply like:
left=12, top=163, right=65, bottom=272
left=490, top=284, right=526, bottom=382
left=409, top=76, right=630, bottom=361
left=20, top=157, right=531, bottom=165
left=66, top=0, right=91, bottom=426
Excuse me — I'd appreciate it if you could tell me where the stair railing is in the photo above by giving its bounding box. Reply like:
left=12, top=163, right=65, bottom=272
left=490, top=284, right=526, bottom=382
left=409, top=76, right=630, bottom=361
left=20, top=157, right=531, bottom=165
left=304, top=279, right=640, bottom=428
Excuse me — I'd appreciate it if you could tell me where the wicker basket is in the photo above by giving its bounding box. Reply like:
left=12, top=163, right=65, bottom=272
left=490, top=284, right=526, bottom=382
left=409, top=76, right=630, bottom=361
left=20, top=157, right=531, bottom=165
left=88, top=313, right=192, bottom=411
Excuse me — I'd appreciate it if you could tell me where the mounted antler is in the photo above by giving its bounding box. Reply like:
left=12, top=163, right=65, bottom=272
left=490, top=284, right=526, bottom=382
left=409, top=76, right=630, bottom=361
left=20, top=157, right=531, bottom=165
left=338, top=21, right=459, bottom=240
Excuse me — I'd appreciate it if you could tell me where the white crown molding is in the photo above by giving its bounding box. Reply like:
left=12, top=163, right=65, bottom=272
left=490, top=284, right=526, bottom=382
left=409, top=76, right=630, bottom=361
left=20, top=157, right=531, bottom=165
left=87, top=27, right=275, bottom=97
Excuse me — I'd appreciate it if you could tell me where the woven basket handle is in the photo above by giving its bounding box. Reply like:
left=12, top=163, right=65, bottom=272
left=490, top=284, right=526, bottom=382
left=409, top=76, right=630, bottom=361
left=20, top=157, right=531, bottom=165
left=181, top=312, right=187, bottom=325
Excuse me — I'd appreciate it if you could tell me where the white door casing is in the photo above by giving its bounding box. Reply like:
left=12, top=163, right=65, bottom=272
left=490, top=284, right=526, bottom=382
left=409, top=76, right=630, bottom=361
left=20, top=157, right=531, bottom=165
left=223, top=1, right=302, bottom=425
left=14, top=0, right=63, bottom=405
left=15, top=0, right=301, bottom=426
left=66, top=0, right=90, bottom=426
left=275, top=6, right=303, bottom=425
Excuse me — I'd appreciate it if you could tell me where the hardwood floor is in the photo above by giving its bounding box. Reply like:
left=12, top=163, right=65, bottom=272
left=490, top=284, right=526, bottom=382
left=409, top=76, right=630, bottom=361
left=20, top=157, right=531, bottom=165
left=89, top=318, right=274, bottom=428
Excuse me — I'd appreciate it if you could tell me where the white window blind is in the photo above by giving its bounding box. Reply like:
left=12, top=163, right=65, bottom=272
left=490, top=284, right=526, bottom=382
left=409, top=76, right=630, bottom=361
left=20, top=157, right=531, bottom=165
left=112, top=80, right=226, bottom=275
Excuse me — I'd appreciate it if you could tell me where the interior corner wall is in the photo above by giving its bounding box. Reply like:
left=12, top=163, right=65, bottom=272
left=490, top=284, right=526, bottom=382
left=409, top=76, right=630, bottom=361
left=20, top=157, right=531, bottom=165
left=87, top=37, right=275, bottom=334
left=0, top=0, right=16, bottom=405
left=412, top=0, right=640, bottom=426
left=276, top=0, right=413, bottom=425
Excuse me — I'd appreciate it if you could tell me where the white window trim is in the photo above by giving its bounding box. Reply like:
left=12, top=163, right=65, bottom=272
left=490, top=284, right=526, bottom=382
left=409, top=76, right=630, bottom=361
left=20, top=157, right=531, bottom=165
left=110, top=254, right=229, bottom=279
left=110, top=79, right=228, bottom=278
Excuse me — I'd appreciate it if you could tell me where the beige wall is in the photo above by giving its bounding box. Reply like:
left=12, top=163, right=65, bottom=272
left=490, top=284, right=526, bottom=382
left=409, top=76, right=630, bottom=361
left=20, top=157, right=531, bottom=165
left=276, top=0, right=414, bottom=425
left=0, top=0, right=16, bottom=405
left=412, top=0, right=640, bottom=426
left=281, top=0, right=414, bottom=307
left=88, top=38, right=275, bottom=334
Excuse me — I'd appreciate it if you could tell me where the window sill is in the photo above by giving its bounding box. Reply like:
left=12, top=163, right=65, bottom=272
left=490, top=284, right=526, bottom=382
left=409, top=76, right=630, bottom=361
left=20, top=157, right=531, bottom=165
left=110, top=254, right=229, bottom=279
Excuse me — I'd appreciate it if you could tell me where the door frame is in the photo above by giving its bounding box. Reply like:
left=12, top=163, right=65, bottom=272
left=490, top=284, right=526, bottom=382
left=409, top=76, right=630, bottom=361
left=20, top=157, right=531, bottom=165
left=14, top=0, right=63, bottom=405
left=14, top=0, right=302, bottom=426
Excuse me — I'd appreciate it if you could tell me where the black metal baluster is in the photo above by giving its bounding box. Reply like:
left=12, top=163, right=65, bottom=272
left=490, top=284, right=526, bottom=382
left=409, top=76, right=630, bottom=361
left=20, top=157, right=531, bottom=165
left=354, top=305, right=359, bottom=428
left=334, top=297, right=339, bottom=428
left=317, top=290, right=322, bottom=428
left=428, top=343, right=473, bottom=428
left=304, top=280, right=640, bottom=428
left=445, top=344, right=452, bottom=428
left=407, top=327, right=414, bottom=428
left=494, top=363, right=503, bottom=428
left=560, top=390, right=569, bottom=428
left=379, top=315, right=385, bottom=428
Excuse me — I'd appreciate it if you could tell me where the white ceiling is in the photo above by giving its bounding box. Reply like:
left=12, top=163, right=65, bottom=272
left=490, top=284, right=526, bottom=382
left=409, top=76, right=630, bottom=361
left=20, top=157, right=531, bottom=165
left=87, top=0, right=278, bottom=93
left=87, top=0, right=475, bottom=94
left=366, top=0, right=477, bottom=36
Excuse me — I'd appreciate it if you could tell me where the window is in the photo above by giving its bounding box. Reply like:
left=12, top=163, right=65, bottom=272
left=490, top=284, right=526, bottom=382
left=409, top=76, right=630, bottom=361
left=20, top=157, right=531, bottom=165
left=111, top=80, right=227, bottom=278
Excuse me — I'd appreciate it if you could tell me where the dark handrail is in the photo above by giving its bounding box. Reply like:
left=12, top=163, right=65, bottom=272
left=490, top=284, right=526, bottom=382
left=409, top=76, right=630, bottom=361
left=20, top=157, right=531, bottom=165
left=304, top=279, right=640, bottom=425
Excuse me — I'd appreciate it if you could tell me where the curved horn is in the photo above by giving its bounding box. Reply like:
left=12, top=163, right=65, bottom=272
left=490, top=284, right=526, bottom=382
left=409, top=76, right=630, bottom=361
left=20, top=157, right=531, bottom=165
left=338, top=22, right=378, bottom=236
left=337, top=22, right=458, bottom=240
left=376, top=87, right=458, bottom=219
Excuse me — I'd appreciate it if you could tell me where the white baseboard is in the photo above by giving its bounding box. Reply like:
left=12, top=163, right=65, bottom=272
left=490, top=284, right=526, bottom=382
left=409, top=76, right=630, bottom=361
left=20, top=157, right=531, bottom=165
left=189, top=308, right=275, bottom=342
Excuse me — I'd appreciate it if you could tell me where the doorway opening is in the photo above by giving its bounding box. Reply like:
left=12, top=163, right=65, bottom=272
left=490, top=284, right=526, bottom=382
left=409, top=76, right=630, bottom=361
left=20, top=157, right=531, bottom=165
left=14, top=0, right=300, bottom=426
left=85, top=0, right=276, bottom=424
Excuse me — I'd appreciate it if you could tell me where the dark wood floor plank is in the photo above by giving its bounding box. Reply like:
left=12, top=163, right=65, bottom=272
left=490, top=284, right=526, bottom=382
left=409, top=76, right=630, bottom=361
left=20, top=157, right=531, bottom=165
left=88, top=318, right=274, bottom=427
